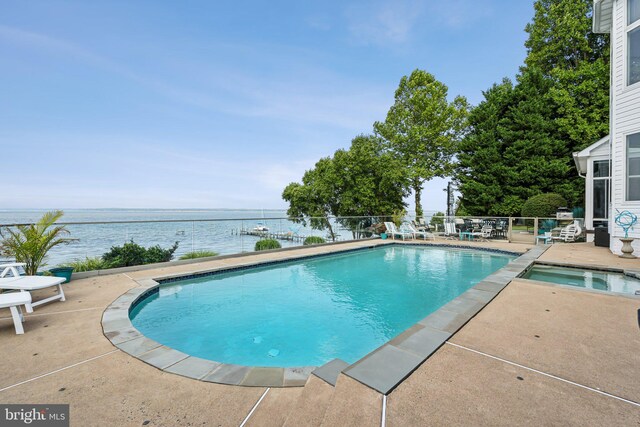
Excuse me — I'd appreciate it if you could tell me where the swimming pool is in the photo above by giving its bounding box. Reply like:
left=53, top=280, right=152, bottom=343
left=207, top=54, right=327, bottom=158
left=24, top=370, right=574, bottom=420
left=130, top=245, right=514, bottom=367
left=522, top=264, right=640, bottom=295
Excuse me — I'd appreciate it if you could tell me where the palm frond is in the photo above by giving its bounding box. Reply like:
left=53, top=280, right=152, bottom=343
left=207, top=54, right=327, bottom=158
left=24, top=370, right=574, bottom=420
left=0, top=210, right=73, bottom=275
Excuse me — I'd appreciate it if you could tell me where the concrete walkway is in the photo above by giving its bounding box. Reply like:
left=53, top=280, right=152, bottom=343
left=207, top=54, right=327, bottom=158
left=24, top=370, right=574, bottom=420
left=0, top=240, right=638, bottom=426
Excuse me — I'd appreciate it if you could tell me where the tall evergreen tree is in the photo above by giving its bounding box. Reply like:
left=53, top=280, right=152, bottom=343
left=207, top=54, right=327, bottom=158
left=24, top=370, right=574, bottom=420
left=456, top=0, right=609, bottom=214
left=457, top=71, right=573, bottom=216
left=525, top=0, right=610, bottom=205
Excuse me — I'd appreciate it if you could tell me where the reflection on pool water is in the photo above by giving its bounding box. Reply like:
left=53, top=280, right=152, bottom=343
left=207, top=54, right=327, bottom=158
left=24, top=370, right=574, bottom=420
left=523, top=264, right=640, bottom=295
left=130, top=245, right=514, bottom=367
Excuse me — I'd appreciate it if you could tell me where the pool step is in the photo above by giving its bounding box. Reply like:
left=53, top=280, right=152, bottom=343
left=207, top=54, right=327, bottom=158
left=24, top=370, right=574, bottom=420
left=320, top=373, right=384, bottom=427
left=311, top=358, right=349, bottom=386
left=282, top=374, right=336, bottom=427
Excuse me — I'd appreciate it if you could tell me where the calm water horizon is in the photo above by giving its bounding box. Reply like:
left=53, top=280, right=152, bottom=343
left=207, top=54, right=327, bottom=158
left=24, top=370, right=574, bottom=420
left=1, top=209, right=425, bottom=269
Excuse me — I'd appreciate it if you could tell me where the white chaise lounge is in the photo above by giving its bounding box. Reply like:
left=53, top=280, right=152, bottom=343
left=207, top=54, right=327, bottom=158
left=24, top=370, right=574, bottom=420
left=384, top=222, right=413, bottom=240
left=404, top=222, right=435, bottom=240
left=0, top=263, right=66, bottom=311
left=443, top=222, right=459, bottom=240
left=0, top=291, right=32, bottom=334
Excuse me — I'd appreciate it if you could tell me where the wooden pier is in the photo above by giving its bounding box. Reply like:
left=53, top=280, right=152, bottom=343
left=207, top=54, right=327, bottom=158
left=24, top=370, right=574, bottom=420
left=232, top=228, right=307, bottom=243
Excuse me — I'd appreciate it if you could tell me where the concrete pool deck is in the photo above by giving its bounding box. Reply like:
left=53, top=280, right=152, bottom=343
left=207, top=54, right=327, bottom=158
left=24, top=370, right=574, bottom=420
left=0, top=240, right=638, bottom=425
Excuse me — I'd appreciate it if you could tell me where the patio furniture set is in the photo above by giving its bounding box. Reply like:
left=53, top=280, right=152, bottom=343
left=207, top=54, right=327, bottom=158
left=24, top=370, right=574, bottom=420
left=0, top=262, right=66, bottom=334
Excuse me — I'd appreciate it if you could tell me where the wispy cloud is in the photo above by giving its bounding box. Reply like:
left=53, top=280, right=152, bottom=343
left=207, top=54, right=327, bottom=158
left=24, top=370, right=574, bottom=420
left=343, top=0, right=491, bottom=46
left=345, top=0, right=425, bottom=46
left=0, top=24, right=389, bottom=131
left=429, top=0, right=492, bottom=29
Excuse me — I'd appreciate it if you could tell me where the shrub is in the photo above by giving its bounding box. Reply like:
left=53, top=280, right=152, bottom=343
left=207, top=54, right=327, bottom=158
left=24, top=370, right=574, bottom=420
left=521, top=193, right=567, bottom=218
left=64, top=257, right=105, bottom=272
left=430, top=212, right=445, bottom=227
left=255, top=239, right=281, bottom=251
left=102, top=240, right=179, bottom=268
left=145, top=243, right=179, bottom=263
left=179, top=250, right=219, bottom=260
left=303, top=236, right=326, bottom=245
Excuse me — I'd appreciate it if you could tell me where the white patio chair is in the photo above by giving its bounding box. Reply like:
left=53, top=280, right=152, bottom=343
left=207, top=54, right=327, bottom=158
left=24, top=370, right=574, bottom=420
left=384, top=222, right=412, bottom=240
left=0, top=263, right=66, bottom=311
left=551, top=223, right=580, bottom=243
left=0, top=291, right=32, bottom=334
left=404, top=222, right=435, bottom=240
left=471, top=225, right=493, bottom=242
left=443, top=222, right=459, bottom=240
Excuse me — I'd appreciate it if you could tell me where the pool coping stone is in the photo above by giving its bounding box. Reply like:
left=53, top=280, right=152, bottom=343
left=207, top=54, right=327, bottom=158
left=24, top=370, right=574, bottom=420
left=101, top=241, right=547, bottom=391
left=311, top=358, right=349, bottom=386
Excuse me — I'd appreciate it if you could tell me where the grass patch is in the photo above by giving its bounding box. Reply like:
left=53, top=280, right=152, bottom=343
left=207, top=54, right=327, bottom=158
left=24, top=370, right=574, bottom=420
left=179, top=250, right=219, bottom=260
left=63, top=257, right=105, bottom=272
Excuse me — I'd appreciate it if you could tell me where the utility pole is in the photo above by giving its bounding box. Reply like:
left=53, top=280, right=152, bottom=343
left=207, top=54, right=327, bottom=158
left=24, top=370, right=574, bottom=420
left=446, top=182, right=455, bottom=217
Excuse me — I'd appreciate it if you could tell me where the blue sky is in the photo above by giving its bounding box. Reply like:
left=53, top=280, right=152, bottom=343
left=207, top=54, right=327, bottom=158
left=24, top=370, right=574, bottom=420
left=1, top=0, right=533, bottom=211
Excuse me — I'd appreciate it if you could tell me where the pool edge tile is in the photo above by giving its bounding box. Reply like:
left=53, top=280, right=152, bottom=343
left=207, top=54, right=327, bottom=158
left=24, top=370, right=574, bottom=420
left=241, top=367, right=285, bottom=387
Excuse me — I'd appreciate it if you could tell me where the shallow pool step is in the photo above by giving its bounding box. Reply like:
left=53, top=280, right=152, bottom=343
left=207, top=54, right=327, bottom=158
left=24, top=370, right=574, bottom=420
left=320, top=373, right=383, bottom=427
left=282, top=374, right=336, bottom=427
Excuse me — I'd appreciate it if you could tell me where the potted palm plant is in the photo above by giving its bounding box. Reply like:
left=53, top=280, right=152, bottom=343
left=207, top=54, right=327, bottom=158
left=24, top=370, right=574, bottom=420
left=0, top=210, right=75, bottom=277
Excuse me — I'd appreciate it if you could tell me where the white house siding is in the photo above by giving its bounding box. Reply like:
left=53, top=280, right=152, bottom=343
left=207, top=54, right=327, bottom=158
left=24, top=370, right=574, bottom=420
left=610, top=0, right=640, bottom=254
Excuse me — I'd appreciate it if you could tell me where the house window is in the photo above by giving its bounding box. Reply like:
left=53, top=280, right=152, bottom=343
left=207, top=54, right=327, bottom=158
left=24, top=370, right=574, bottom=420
left=630, top=0, right=640, bottom=25
left=630, top=27, right=640, bottom=85
left=628, top=133, right=640, bottom=201
left=630, top=0, right=640, bottom=84
left=593, top=160, right=610, bottom=220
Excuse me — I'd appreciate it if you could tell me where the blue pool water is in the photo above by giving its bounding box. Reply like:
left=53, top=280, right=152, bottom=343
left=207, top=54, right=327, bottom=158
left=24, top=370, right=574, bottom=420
left=523, top=264, right=640, bottom=295
left=130, top=246, right=514, bottom=367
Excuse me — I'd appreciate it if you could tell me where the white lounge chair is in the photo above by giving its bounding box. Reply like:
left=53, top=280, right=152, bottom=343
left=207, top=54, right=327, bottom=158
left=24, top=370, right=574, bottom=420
left=0, top=291, right=32, bottom=334
left=404, top=222, right=435, bottom=240
left=384, top=222, right=412, bottom=240
left=443, top=222, right=459, bottom=240
left=0, top=263, right=66, bottom=311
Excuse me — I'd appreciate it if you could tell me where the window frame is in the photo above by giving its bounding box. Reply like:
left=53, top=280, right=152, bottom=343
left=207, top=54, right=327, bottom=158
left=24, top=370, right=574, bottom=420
left=592, top=159, right=611, bottom=221
left=629, top=0, right=640, bottom=25
left=628, top=0, right=640, bottom=86
left=626, top=132, right=640, bottom=202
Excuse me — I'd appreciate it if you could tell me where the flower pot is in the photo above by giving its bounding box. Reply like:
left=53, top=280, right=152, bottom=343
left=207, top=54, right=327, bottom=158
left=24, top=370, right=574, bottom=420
left=619, top=238, right=637, bottom=259
left=49, top=267, right=74, bottom=283
left=380, top=233, right=388, bottom=240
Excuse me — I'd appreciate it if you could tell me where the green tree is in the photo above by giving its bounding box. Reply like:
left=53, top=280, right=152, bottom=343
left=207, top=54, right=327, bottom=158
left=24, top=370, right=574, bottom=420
left=457, top=71, right=575, bottom=216
left=525, top=0, right=609, bottom=203
left=282, top=135, right=409, bottom=240
left=282, top=157, right=340, bottom=240
left=374, top=69, right=468, bottom=218
left=456, top=0, right=609, bottom=214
